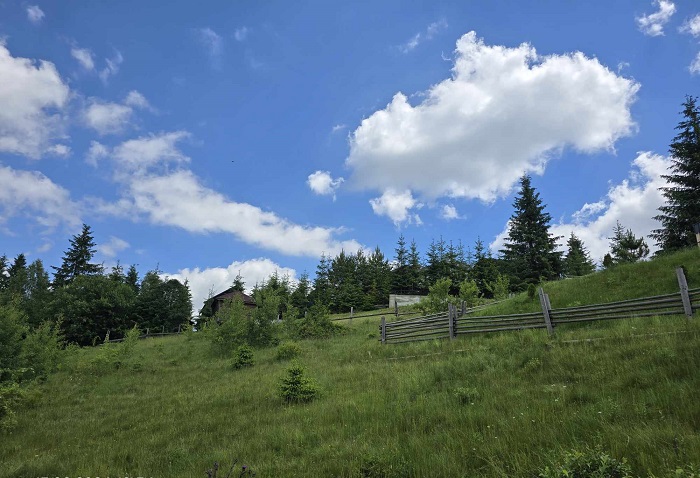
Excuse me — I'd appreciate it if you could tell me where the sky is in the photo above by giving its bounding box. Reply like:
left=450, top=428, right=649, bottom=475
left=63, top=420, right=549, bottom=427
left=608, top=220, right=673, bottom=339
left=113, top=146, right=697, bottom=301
left=0, top=0, right=698, bottom=311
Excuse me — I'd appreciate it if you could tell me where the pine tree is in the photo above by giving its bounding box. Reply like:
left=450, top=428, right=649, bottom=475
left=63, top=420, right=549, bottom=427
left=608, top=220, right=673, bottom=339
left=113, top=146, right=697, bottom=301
left=125, top=265, right=140, bottom=294
left=392, top=234, right=410, bottom=293
left=501, top=175, right=562, bottom=289
left=7, top=253, right=28, bottom=298
left=290, top=271, right=311, bottom=313
left=563, top=233, right=596, bottom=276
left=23, top=259, right=52, bottom=327
left=609, top=221, right=649, bottom=265
left=310, top=253, right=331, bottom=306
left=52, top=224, right=103, bottom=287
left=407, top=239, right=423, bottom=294
left=652, top=96, right=700, bottom=251
left=232, top=272, right=245, bottom=292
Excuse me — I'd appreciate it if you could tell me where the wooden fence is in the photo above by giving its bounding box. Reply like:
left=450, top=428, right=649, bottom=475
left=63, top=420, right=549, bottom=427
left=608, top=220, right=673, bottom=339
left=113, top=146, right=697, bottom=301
left=380, top=267, right=699, bottom=345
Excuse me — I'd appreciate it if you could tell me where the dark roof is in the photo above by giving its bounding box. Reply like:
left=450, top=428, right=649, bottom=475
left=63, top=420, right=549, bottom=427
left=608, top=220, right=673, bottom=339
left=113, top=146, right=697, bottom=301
left=211, top=288, right=256, bottom=306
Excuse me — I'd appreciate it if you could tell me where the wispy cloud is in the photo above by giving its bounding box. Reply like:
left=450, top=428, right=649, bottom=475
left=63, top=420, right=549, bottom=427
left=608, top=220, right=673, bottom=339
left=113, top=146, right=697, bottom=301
left=197, top=27, right=223, bottom=68
left=636, top=0, right=676, bottom=36
left=399, top=18, right=448, bottom=53
left=26, top=5, right=45, bottom=25
left=99, top=50, right=124, bottom=84
left=71, top=46, right=95, bottom=71
left=234, top=26, right=249, bottom=42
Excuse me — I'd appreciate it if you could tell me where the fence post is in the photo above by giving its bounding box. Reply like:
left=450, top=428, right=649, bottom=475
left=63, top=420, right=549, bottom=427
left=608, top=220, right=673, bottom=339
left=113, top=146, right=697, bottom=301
left=146, top=328, right=149, bottom=336
left=461, top=300, right=466, bottom=317
left=350, top=306, right=354, bottom=320
left=449, top=304, right=457, bottom=339
left=538, top=288, right=554, bottom=335
left=395, top=300, right=399, bottom=317
left=161, top=325, right=165, bottom=334
left=380, top=316, right=386, bottom=344
left=676, top=267, right=693, bottom=318
left=177, top=324, right=181, bottom=333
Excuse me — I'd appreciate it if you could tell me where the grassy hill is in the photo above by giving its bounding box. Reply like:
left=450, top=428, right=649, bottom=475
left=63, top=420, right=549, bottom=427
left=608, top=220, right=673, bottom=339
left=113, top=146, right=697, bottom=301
left=1, top=249, right=700, bottom=477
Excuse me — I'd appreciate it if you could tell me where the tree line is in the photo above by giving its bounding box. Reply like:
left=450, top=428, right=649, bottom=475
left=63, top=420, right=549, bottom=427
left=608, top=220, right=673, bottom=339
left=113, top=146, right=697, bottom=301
left=1, top=224, right=192, bottom=347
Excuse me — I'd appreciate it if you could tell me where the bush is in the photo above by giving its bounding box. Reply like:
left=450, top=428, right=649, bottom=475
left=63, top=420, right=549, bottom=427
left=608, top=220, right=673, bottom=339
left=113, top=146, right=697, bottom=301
left=287, top=303, right=340, bottom=339
left=418, top=278, right=456, bottom=314
left=86, top=326, right=141, bottom=375
left=275, top=341, right=302, bottom=361
left=232, top=344, right=254, bottom=370
left=279, top=361, right=318, bottom=403
left=18, top=320, right=64, bottom=380
left=527, top=283, right=537, bottom=300
left=208, top=295, right=279, bottom=354
left=0, top=382, right=27, bottom=432
left=0, top=303, right=27, bottom=383
left=459, top=279, right=480, bottom=308
left=539, top=446, right=633, bottom=478
left=454, top=386, right=480, bottom=405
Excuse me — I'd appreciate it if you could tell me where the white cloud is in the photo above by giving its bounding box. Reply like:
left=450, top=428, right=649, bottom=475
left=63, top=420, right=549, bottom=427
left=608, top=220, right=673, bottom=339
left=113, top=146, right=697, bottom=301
left=690, top=52, right=700, bottom=75
left=440, top=204, right=461, bottom=220
left=0, top=42, right=70, bottom=159
left=26, top=5, right=45, bottom=25
left=307, top=170, right=344, bottom=199
left=399, top=18, right=448, bottom=53
left=369, top=189, right=422, bottom=226
left=85, top=141, right=109, bottom=167
left=83, top=98, right=133, bottom=135
left=234, top=27, right=249, bottom=42
left=71, top=46, right=95, bottom=71
left=124, top=90, right=153, bottom=111
left=99, top=50, right=123, bottom=84
left=198, top=27, right=223, bottom=67
left=96, top=133, right=362, bottom=257
left=166, top=258, right=297, bottom=314
left=46, top=144, right=71, bottom=157
left=636, top=0, right=676, bottom=36
left=679, top=13, right=700, bottom=37
left=346, top=31, right=639, bottom=211
left=97, top=236, right=130, bottom=258
left=489, top=152, right=669, bottom=262
left=0, top=165, right=80, bottom=231
left=331, top=124, right=347, bottom=133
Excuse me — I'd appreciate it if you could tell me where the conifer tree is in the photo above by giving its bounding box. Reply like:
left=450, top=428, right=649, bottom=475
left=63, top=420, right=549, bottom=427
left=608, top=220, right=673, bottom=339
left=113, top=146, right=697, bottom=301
left=125, top=265, right=140, bottom=294
left=407, top=239, right=423, bottom=294
left=501, top=175, right=562, bottom=289
left=0, top=254, right=9, bottom=291
left=563, top=233, right=596, bottom=276
left=310, top=253, right=331, bottom=306
left=52, top=224, right=103, bottom=287
left=652, top=96, right=700, bottom=251
left=231, top=272, right=245, bottom=292
left=392, top=234, right=410, bottom=293
left=609, top=221, right=649, bottom=265
left=290, top=271, right=311, bottom=313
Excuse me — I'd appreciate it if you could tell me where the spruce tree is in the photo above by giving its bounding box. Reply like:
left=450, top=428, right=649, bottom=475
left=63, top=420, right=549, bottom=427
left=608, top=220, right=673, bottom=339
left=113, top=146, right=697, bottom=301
left=392, top=234, right=410, bottom=293
left=232, top=272, right=245, bottom=292
left=652, top=96, right=700, bottom=251
left=563, top=233, right=596, bottom=276
left=125, top=265, right=140, bottom=293
left=407, top=239, right=423, bottom=294
left=52, top=224, right=103, bottom=287
left=501, top=175, right=562, bottom=289
left=609, top=221, right=649, bottom=265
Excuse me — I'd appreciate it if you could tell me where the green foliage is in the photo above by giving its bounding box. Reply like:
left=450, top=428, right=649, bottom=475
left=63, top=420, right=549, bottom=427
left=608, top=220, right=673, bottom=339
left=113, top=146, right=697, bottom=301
left=231, top=344, right=254, bottom=369
left=207, top=298, right=250, bottom=354
left=453, top=386, right=480, bottom=405
left=417, top=278, right=455, bottom=314
left=134, top=271, right=192, bottom=333
left=86, top=326, right=141, bottom=375
left=51, top=223, right=103, bottom=287
left=18, top=320, right=64, bottom=380
left=0, top=303, right=26, bottom=383
left=539, top=446, right=633, bottom=478
left=485, top=273, right=510, bottom=300
left=287, top=302, right=340, bottom=339
left=564, top=233, right=596, bottom=277
left=51, top=274, right=136, bottom=346
left=279, top=361, right=318, bottom=403
left=0, top=382, right=27, bottom=432
left=527, top=283, right=537, bottom=300
left=458, top=279, right=479, bottom=308
left=652, top=96, right=700, bottom=251
left=610, top=221, right=650, bottom=265
left=359, top=451, right=410, bottom=478
left=603, top=253, right=614, bottom=269
left=501, top=175, right=562, bottom=289
left=275, top=341, right=302, bottom=361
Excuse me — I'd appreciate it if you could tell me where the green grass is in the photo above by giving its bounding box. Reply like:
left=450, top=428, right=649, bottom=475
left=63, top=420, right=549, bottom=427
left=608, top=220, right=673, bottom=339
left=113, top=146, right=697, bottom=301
left=2, top=249, right=700, bottom=477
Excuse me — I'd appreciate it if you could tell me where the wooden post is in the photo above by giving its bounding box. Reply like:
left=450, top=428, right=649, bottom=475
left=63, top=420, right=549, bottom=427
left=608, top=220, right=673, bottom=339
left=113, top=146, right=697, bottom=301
left=448, top=304, right=456, bottom=339
left=380, top=316, right=386, bottom=344
left=538, top=288, right=554, bottom=335
left=350, top=306, right=354, bottom=320
left=177, top=324, right=181, bottom=333
left=394, top=300, right=399, bottom=317
left=162, top=325, right=165, bottom=334
left=146, top=328, right=149, bottom=336
left=676, top=267, right=693, bottom=318
left=461, top=300, right=466, bottom=317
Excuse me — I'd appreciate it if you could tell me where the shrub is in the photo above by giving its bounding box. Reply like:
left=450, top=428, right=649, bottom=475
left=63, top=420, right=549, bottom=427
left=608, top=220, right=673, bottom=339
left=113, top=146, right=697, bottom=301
left=18, top=320, right=64, bottom=381
left=0, top=382, right=27, bottom=432
left=87, top=326, right=141, bottom=375
left=279, top=361, right=318, bottom=403
left=418, top=278, right=455, bottom=314
left=275, top=341, right=302, bottom=361
left=539, top=446, right=633, bottom=478
left=232, top=345, right=254, bottom=370
left=288, top=303, right=340, bottom=339
left=527, top=283, right=537, bottom=300
left=459, top=279, right=480, bottom=308
left=454, top=386, right=480, bottom=405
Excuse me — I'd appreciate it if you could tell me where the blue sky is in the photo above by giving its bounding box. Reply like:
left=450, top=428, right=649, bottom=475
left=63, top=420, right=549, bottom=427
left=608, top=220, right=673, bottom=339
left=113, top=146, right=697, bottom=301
left=1, top=0, right=698, bottom=309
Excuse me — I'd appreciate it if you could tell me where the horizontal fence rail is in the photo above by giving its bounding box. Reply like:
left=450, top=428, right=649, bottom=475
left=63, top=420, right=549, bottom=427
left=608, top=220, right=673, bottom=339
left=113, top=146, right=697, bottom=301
left=381, top=268, right=698, bottom=345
